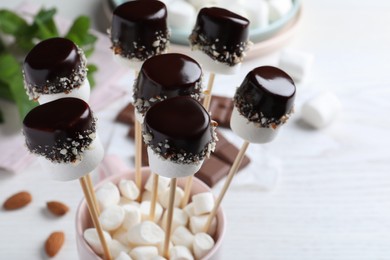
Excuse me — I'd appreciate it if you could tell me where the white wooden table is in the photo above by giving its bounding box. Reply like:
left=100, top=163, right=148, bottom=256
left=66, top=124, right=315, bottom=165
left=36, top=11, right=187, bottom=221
left=1, top=0, right=390, bottom=259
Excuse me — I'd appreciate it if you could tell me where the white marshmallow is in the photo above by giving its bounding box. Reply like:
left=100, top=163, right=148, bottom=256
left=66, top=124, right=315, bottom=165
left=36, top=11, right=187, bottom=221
left=230, top=106, right=280, bottom=143
left=119, top=179, right=140, bottom=201
left=113, top=53, right=143, bottom=71
left=130, top=246, right=159, bottom=260
left=37, top=78, right=90, bottom=104
left=161, top=208, right=189, bottom=232
left=119, top=197, right=140, bottom=208
left=83, top=228, right=112, bottom=255
left=100, top=205, right=125, bottom=231
left=189, top=215, right=217, bottom=236
left=147, top=147, right=203, bottom=178
left=241, top=0, right=269, bottom=29
left=127, top=221, right=165, bottom=246
left=301, top=91, right=342, bottom=129
left=140, top=201, right=163, bottom=222
left=171, top=226, right=194, bottom=250
left=278, top=49, right=315, bottom=82
left=192, top=192, right=215, bottom=215
left=188, top=0, right=219, bottom=10
left=116, top=251, right=133, bottom=260
left=183, top=202, right=197, bottom=217
left=190, top=49, right=241, bottom=75
left=168, top=1, right=196, bottom=31
left=159, top=186, right=185, bottom=209
left=38, top=133, right=104, bottom=181
left=170, top=246, right=194, bottom=260
left=96, top=182, right=121, bottom=210
left=151, top=256, right=167, bottom=260
left=142, top=191, right=152, bottom=202
left=157, top=240, right=173, bottom=256
left=268, top=0, right=293, bottom=23
left=145, top=175, right=171, bottom=195
left=113, top=228, right=131, bottom=246
left=193, top=233, right=215, bottom=259
left=122, top=204, right=142, bottom=230
left=110, top=239, right=131, bottom=258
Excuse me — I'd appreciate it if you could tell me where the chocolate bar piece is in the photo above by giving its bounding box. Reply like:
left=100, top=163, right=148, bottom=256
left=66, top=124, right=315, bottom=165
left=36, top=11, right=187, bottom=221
left=116, top=103, right=135, bottom=125
left=209, top=95, right=234, bottom=128
left=195, top=155, right=230, bottom=187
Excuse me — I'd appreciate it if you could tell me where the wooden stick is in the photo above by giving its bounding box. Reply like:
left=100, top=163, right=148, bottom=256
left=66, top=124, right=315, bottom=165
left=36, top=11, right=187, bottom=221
left=203, top=73, right=216, bottom=110
left=80, top=176, right=112, bottom=260
left=149, top=173, right=159, bottom=221
left=203, top=141, right=250, bottom=233
left=163, top=178, right=177, bottom=258
left=134, top=119, right=143, bottom=201
left=86, top=173, right=100, bottom=216
left=180, top=175, right=193, bottom=208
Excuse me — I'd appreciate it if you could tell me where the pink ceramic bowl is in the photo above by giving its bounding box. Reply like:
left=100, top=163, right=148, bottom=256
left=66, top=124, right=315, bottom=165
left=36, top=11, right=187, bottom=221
left=76, top=167, right=226, bottom=259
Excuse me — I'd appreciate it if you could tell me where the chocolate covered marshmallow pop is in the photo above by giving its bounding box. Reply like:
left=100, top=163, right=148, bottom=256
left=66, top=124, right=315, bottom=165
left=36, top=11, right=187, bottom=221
left=23, top=37, right=90, bottom=104
left=23, top=98, right=111, bottom=259
left=133, top=53, right=203, bottom=219
left=143, top=96, right=217, bottom=257
left=204, top=66, right=296, bottom=232
left=110, top=0, right=169, bottom=70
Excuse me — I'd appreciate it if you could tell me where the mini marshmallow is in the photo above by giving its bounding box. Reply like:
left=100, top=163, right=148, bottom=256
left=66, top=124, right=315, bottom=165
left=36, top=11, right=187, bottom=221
left=241, top=0, right=269, bottom=29
left=189, top=215, right=217, bottom=236
left=268, top=0, right=293, bottom=23
left=122, top=204, right=142, bottom=230
left=83, top=228, right=112, bottom=255
left=230, top=106, right=280, bottom=143
left=168, top=1, right=196, bottom=31
left=110, top=239, right=131, bottom=258
left=157, top=240, right=173, bottom=256
left=38, top=134, right=104, bottom=181
left=100, top=205, right=125, bottom=231
left=38, top=78, right=90, bottom=104
left=192, top=192, right=215, bottom=215
left=119, top=179, right=140, bottom=201
left=127, top=221, right=165, bottom=246
left=151, top=256, right=167, bottom=260
left=140, top=201, right=163, bottom=222
left=113, top=228, right=131, bottom=246
left=171, top=226, right=194, bottom=250
left=301, top=91, right=342, bottom=129
left=190, top=50, right=241, bottom=75
left=96, top=182, right=121, bottom=210
left=116, top=251, right=133, bottom=260
left=159, top=186, right=185, bottom=209
left=278, top=49, right=315, bottom=82
left=188, top=0, right=219, bottom=10
left=193, top=232, right=215, bottom=259
left=120, top=198, right=140, bottom=208
left=161, top=208, right=189, bottom=232
left=130, top=246, right=159, bottom=260
left=145, top=175, right=170, bottom=195
left=170, top=246, right=194, bottom=260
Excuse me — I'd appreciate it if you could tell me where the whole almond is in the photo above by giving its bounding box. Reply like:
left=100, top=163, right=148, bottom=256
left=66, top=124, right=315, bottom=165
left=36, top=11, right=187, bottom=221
left=45, top=231, right=65, bottom=257
left=47, top=201, right=69, bottom=216
left=3, top=191, right=32, bottom=210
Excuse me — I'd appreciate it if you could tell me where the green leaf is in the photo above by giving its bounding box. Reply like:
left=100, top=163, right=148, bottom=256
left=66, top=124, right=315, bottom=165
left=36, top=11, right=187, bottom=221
left=33, top=8, right=59, bottom=40
left=65, top=16, right=97, bottom=57
left=0, top=10, right=29, bottom=36
left=87, top=64, right=97, bottom=88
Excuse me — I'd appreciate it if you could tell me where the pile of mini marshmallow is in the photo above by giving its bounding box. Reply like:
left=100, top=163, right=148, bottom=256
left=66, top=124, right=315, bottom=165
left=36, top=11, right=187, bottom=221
left=84, top=175, right=217, bottom=260
left=164, top=0, right=294, bottom=31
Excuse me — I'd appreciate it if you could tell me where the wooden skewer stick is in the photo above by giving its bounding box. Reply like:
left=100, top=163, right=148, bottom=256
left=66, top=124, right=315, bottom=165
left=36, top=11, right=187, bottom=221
left=86, top=173, right=100, bottom=215
left=134, top=119, right=143, bottom=201
left=163, top=178, right=177, bottom=258
left=203, top=141, right=250, bottom=233
left=181, top=73, right=216, bottom=208
left=149, top=173, right=159, bottom=221
left=80, top=176, right=112, bottom=260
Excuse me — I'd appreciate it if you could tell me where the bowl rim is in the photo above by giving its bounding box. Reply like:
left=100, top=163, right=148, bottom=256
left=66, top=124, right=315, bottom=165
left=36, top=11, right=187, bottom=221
left=75, top=167, right=227, bottom=260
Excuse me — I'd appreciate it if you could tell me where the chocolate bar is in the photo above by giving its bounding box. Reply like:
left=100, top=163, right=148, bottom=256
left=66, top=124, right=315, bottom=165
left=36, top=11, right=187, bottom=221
left=209, top=95, right=234, bottom=128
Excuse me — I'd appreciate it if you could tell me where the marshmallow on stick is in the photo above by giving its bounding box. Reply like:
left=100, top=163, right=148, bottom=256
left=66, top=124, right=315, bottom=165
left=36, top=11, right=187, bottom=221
left=143, top=96, right=217, bottom=257
left=204, top=66, right=296, bottom=232
left=22, top=98, right=111, bottom=260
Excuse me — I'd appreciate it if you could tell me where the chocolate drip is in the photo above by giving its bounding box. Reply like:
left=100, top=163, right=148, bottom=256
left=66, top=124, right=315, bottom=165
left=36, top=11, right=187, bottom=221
left=111, top=0, right=169, bottom=61
left=23, top=97, right=96, bottom=163
left=143, top=96, right=215, bottom=163
left=234, top=66, right=296, bottom=127
left=189, top=7, right=250, bottom=66
left=133, top=53, right=203, bottom=115
left=23, top=37, right=87, bottom=99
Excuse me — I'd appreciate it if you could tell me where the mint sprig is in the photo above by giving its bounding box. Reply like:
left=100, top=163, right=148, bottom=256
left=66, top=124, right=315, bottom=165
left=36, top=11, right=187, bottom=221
left=0, top=8, right=98, bottom=123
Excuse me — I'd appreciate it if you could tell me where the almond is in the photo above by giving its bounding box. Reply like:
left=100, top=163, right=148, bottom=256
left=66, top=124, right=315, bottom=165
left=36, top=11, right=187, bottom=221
left=45, top=231, right=65, bottom=257
left=3, top=191, right=32, bottom=210
left=47, top=201, right=69, bottom=216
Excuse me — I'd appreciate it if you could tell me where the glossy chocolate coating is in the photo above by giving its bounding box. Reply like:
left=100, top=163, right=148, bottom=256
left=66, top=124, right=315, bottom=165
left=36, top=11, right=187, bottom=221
left=193, top=7, right=249, bottom=51
left=235, top=66, right=296, bottom=119
left=23, top=98, right=95, bottom=162
left=144, top=96, right=212, bottom=157
left=111, top=0, right=168, bottom=59
left=133, top=53, right=202, bottom=114
left=23, top=37, right=83, bottom=87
